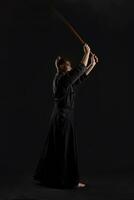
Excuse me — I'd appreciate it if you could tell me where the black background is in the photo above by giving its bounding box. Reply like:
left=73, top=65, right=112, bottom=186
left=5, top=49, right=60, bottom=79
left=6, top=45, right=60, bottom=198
left=0, top=0, right=132, bottom=197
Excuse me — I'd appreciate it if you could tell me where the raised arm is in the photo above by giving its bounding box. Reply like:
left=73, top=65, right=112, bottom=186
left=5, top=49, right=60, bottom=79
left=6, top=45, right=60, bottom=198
left=85, top=54, right=98, bottom=75
left=81, top=43, right=90, bottom=66
left=72, top=54, right=99, bottom=89
left=58, top=43, right=90, bottom=89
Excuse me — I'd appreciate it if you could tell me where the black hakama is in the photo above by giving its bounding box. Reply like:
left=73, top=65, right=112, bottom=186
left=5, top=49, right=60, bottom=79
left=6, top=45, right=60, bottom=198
left=33, top=63, right=88, bottom=189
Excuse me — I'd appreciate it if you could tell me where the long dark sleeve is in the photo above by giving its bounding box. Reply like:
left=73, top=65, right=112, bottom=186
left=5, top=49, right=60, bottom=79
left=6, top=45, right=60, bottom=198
left=58, top=63, right=86, bottom=90
left=72, top=72, right=88, bottom=89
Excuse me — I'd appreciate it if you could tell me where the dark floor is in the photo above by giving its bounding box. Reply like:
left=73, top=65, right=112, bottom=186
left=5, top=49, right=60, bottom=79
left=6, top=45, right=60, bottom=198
left=1, top=168, right=134, bottom=200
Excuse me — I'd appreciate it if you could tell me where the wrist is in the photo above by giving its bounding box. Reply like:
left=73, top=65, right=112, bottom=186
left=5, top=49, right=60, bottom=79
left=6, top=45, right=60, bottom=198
left=84, top=51, right=90, bottom=55
left=80, top=62, right=86, bottom=67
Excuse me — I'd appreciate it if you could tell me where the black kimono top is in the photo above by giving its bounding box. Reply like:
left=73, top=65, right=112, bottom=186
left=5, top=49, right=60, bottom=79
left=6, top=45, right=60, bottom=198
left=52, top=63, right=88, bottom=110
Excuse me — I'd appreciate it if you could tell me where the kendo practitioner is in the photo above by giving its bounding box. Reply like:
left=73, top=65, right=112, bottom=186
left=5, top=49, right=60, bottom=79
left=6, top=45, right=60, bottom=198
left=33, top=43, right=98, bottom=189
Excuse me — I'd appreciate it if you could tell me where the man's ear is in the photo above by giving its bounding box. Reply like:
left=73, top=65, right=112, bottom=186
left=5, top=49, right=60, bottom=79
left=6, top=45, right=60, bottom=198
left=59, top=64, right=63, bottom=70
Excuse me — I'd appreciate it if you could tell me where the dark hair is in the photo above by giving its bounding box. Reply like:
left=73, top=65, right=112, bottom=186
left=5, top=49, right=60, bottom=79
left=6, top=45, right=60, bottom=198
left=56, top=57, right=66, bottom=68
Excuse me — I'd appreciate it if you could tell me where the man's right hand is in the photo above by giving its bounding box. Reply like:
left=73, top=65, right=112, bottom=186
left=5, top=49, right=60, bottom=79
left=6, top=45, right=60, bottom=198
left=83, top=43, right=90, bottom=54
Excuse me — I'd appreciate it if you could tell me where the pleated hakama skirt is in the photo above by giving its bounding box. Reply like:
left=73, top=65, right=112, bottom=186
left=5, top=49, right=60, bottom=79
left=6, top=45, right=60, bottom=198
left=33, top=107, right=80, bottom=189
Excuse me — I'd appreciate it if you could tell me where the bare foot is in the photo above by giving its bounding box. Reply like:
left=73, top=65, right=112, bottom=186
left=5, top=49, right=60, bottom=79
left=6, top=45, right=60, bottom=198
left=77, top=182, right=86, bottom=188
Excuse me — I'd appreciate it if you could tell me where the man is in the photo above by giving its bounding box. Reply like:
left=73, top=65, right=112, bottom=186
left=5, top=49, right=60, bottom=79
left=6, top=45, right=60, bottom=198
left=33, top=44, right=98, bottom=189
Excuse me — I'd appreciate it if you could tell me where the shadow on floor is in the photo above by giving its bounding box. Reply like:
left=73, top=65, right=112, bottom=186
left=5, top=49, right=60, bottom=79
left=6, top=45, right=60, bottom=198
left=1, top=169, right=134, bottom=200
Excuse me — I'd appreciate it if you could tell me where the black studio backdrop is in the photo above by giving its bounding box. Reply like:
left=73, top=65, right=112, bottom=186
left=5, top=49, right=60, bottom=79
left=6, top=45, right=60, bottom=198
left=0, top=0, right=132, bottom=180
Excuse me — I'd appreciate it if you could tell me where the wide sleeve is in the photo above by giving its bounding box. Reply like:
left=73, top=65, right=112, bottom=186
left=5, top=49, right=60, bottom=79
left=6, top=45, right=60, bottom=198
left=58, top=63, right=86, bottom=90
left=72, top=72, right=88, bottom=89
